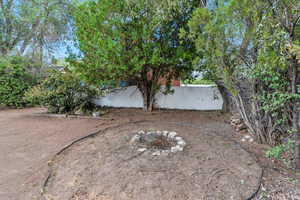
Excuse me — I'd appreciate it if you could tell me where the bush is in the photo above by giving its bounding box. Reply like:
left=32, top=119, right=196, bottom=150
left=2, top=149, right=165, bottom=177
left=266, top=145, right=285, bottom=160
left=183, top=78, right=215, bottom=85
left=0, top=56, right=37, bottom=108
left=25, top=69, right=100, bottom=114
left=266, top=139, right=296, bottom=168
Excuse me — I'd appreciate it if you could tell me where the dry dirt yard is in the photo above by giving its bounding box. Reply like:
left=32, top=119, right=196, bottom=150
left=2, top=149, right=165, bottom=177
left=0, top=108, right=102, bottom=200
left=0, top=108, right=299, bottom=200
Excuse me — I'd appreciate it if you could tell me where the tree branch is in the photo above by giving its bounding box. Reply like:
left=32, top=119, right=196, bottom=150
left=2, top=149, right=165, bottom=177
left=267, top=0, right=291, bottom=34
left=291, top=14, right=300, bottom=38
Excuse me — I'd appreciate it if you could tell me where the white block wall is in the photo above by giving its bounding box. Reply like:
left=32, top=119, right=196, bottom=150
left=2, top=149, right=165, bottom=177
left=94, top=85, right=223, bottom=110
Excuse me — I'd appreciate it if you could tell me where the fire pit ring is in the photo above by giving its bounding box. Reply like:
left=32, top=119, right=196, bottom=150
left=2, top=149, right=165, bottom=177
left=130, top=130, right=186, bottom=156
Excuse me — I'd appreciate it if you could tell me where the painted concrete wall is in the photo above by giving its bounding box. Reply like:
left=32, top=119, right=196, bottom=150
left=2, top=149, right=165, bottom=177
left=94, top=85, right=223, bottom=110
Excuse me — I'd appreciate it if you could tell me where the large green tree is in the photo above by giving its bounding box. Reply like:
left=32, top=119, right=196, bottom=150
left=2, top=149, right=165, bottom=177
left=72, top=0, right=201, bottom=111
left=0, top=0, right=74, bottom=61
left=186, top=0, right=300, bottom=168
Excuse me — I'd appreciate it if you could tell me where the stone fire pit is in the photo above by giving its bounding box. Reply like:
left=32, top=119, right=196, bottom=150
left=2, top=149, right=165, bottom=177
left=130, top=130, right=186, bottom=156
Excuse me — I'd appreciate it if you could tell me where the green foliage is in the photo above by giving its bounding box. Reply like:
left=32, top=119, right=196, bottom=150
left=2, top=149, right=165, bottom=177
left=187, top=0, right=263, bottom=83
left=252, top=68, right=291, bottom=126
left=25, top=70, right=100, bottom=114
left=72, top=0, right=195, bottom=82
left=266, top=139, right=296, bottom=168
left=71, top=0, right=198, bottom=111
left=185, top=0, right=300, bottom=147
left=0, top=0, right=75, bottom=56
left=0, top=56, right=37, bottom=108
left=266, top=145, right=285, bottom=160
left=183, top=78, right=215, bottom=85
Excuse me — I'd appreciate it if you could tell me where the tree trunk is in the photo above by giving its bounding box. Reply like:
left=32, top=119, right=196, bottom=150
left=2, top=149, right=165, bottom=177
left=293, top=107, right=300, bottom=169
left=0, top=48, right=8, bottom=56
left=140, top=86, right=155, bottom=112
left=215, top=80, right=232, bottom=113
left=0, top=43, right=12, bottom=56
left=232, top=80, right=280, bottom=145
left=138, top=77, right=156, bottom=112
left=291, top=61, right=300, bottom=169
left=137, top=68, right=162, bottom=112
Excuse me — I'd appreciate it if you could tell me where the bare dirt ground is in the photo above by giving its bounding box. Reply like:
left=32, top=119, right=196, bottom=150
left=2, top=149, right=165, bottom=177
left=0, top=108, right=101, bottom=200
left=0, top=108, right=299, bottom=200
left=43, top=120, right=262, bottom=200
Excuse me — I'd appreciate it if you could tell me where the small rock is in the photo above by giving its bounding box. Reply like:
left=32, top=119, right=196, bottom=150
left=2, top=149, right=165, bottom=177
left=162, top=150, right=170, bottom=154
left=138, top=130, right=145, bottom=135
left=177, top=140, right=186, bottom=147
left=129, top=135, right=140, bottom=144
left=92, top=111, right=101, bottom=117
left=239, top=130, right=248, bottom=135
left=233, top=119, right=242, bottom=124
left=244, top=135, right=251, bottom=139
left=74, top=109, right=84, bottom=115
left=152, top=151, right=161, bottom=156
left=249, top=138, right=254, bottom=142
left=171, top=145, right=183, bottom=153
left=241, top=138, right=246, bottom=142
left=170, top=147, right=178, bottom=153
left=137, top=148, right=147, bottom=152
left=237, top=123, right=247, bottom=131
left=168, top=132, right=177, bottom=138
left=177, top=145, right=184, bottom=151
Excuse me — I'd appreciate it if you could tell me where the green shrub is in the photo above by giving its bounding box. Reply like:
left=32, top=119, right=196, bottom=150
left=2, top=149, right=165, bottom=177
left=25, top=69, right=100, bottom=114
left=266, top=145, right=285, bottom=160
left=266, top=139, right=296, bottom=168
left=183, top=78, right=215, bottom=85
left=0, top=56, right=37, bottom=108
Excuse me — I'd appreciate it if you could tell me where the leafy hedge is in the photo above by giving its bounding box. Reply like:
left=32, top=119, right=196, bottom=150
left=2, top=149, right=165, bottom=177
left=25, top=69, right=100, bottom=114
left=183, top=78, right=215, bottom=85
left=0, top=56, right=37, bottom=108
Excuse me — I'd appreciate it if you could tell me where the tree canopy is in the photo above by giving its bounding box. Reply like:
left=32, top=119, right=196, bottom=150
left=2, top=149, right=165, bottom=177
left=0, top=0, right=74, bottom=61
left=72, top=0, right=201, bottom=111
left=186, top=0, right=300, bottom=168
